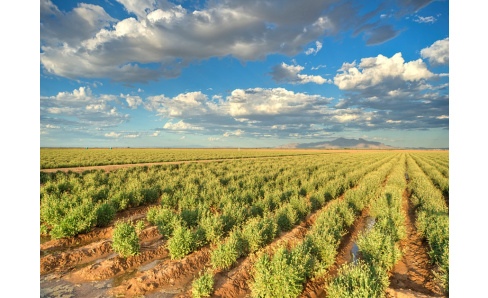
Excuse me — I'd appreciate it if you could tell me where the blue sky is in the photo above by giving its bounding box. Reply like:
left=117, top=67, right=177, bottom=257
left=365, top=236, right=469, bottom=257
left=40, top=0, right=449, bottom=148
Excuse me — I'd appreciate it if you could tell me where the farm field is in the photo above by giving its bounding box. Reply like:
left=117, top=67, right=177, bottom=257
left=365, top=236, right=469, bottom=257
left=40, top=148, right=333, bottom=169
left=40, top=150, right=448, bottom=297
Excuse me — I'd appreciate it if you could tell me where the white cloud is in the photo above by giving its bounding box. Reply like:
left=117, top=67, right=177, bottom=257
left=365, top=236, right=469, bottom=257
left=223, top=129, right=245, bottom=137
left=208, top=137, right=220, bottom=141
left=269, top=63, right=330, bottom=85
left=152, top=131, right=160, bottom=136
left=41, top=86, right=129, bottom=127
left=121, top=94, right=143, bottom=109
left=334, top=53, right=433, bottom=90
left=163, top=120, right=203, bottom=130
left=311, top=65, right=326, bottom=70
left=413, top=15, right=437, bottom=23
left=41, top=0, right=116, bottom=47
left=40, top=1, right=395, bottom=82
left=105, top=132, right=121, bottom=137
left=124, top=134, right=140, bottom=138
left=221, top=88, right=329, bottom=118
left=305, top=41, right=322, bottom=55
left=421, top=38, right=449, bottom=66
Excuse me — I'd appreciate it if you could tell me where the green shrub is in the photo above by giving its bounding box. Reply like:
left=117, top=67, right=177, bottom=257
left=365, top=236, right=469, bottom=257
left=49, top=201, right=97, bottom=239
left=168, top=226, right=196, bottom=259
left=160, top=192, right=177, bottom=209
left=327, top=261, right=389, bottom=298
left=135, top=220, right=146, bottom=232
left=200, top=215, right=224, bottom=244
left=191, top=270, right=214, bottom=298
left=251, top=243, right=314, bottom=298
left=146, top=207, right=161, bottom=225
left=211, top=230, right=246, bottom=270
left=153, top=208, right=180, bottom=238
left=242, top=217, right=277, bottom=253
left=356, top=228, right=402, bottom=272
left=112, top=222, right=140, bottom=257
left=95, top=203, right=116, bottom=227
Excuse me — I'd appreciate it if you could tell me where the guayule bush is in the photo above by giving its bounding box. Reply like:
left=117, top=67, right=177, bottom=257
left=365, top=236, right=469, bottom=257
left=242, top=217, right=277, bottom=253
left=200, top=215, right=224, bottom=244
left=112, top=222, right=140, bottom=257
left=251, top=242, right=314, bottom=298
left=327, top=261, right=388, bottom=297
left=168, top=226, right=196, bottom=259
left=152, top=208, right=181, bottom=238
left=211, top=230, right=246, bottom=270
left=95, top=203, right=115, bottom=227
left=50, top=201, right=97, bottom=239
left=191, top=270, right=214, bottom=298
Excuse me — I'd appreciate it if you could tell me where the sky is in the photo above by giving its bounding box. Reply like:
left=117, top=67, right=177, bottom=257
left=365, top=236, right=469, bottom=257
left=40, top=0, right=449, bottom=148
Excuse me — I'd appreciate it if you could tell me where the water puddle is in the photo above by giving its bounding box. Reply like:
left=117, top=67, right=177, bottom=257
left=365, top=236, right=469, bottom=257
left=349, top=216, right=375, bottom=265
left=112, top=269, right=138, bottom=287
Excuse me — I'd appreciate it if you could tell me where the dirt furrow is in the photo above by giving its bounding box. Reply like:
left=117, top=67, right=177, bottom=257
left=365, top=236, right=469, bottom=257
left=299, top=207, right=372, bottom=298
left=300, top=171, right=391, bottom=297
left=40, top=202, right=158, bottom=252
left=110, top=247, right=211, bottom=297
left=211, top=193, right=348, bottom=298
left=385, top=189, right=444, bottom=297
left=69, top=238, right=168, bottom=282
left=41, top=226, right=161, bottom=275
left=40, top=239, right=114, bottom=275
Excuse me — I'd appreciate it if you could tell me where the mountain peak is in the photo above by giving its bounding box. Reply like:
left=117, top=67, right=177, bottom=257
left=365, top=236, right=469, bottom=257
left=276, top=137, right=396, bottom=149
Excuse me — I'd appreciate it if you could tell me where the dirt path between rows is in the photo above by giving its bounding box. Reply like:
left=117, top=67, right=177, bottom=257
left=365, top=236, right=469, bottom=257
left=385, top=189, right=445, bottom=297
left=299, top=207, right=372, bottom=298
left=41, top=202, right=159, bottom=252
left=40, top=154, right=330, bottom=173
left=300, top=168, right=392, bottom=298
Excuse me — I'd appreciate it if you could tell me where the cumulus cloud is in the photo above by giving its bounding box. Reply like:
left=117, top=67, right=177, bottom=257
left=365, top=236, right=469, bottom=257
left=334, top=52, right=433, bottom=90
left=40, top=0, right=397, bottom=82
left=305, top=41, right=323, bottom=55
left=268, top=63, right=331, bottom=85
left=421, top=38, right=449, bottom=66
left=41, top=86, right=130, bottom=128
left=41, top=0, right=116, bottom=47
left=332, top=52, right=448, bottom=131
left=163, top=120, right=204, bottom=130
left=223, top=129, right=245, bottom=137
left=105, top=132, right=121, bottom=137
left=121, top=94, right=143, bottom=109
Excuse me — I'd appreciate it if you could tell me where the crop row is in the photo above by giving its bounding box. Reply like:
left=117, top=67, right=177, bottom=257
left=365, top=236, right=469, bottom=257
left=246, top=154, right=399, bottom=297
left=412, top=152, right=449, bottom=178
left=406, top=153, right=449, bottom=292
left=409, top=153, right=449, bottom=199
left=136, top=153, right=395, bottom=262
left=40, top=153, right=392, bottom=240
left=40, top=148, right=327, bottom=169
left=328, top=153, right=407, bottom=296
left=208, top=153, right=397, bottom=272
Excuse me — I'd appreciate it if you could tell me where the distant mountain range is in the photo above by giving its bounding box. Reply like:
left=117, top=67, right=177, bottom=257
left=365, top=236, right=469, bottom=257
left=276, top=137, right=397, bottom=149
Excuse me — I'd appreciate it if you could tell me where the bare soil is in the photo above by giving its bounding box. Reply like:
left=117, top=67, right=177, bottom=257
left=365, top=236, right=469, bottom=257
left=386, top=189, right=445, bottom=297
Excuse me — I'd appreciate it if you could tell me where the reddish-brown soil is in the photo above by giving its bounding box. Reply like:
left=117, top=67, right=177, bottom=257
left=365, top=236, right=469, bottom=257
left=110, top=247, right=211, bottom=297
left=40, top=202, right=159, bottom=252
left=300, top=207, right=372, bottom=298
left=386, top=189, right=445, bottom=297
left=40, top=226, right=161, bottom=275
